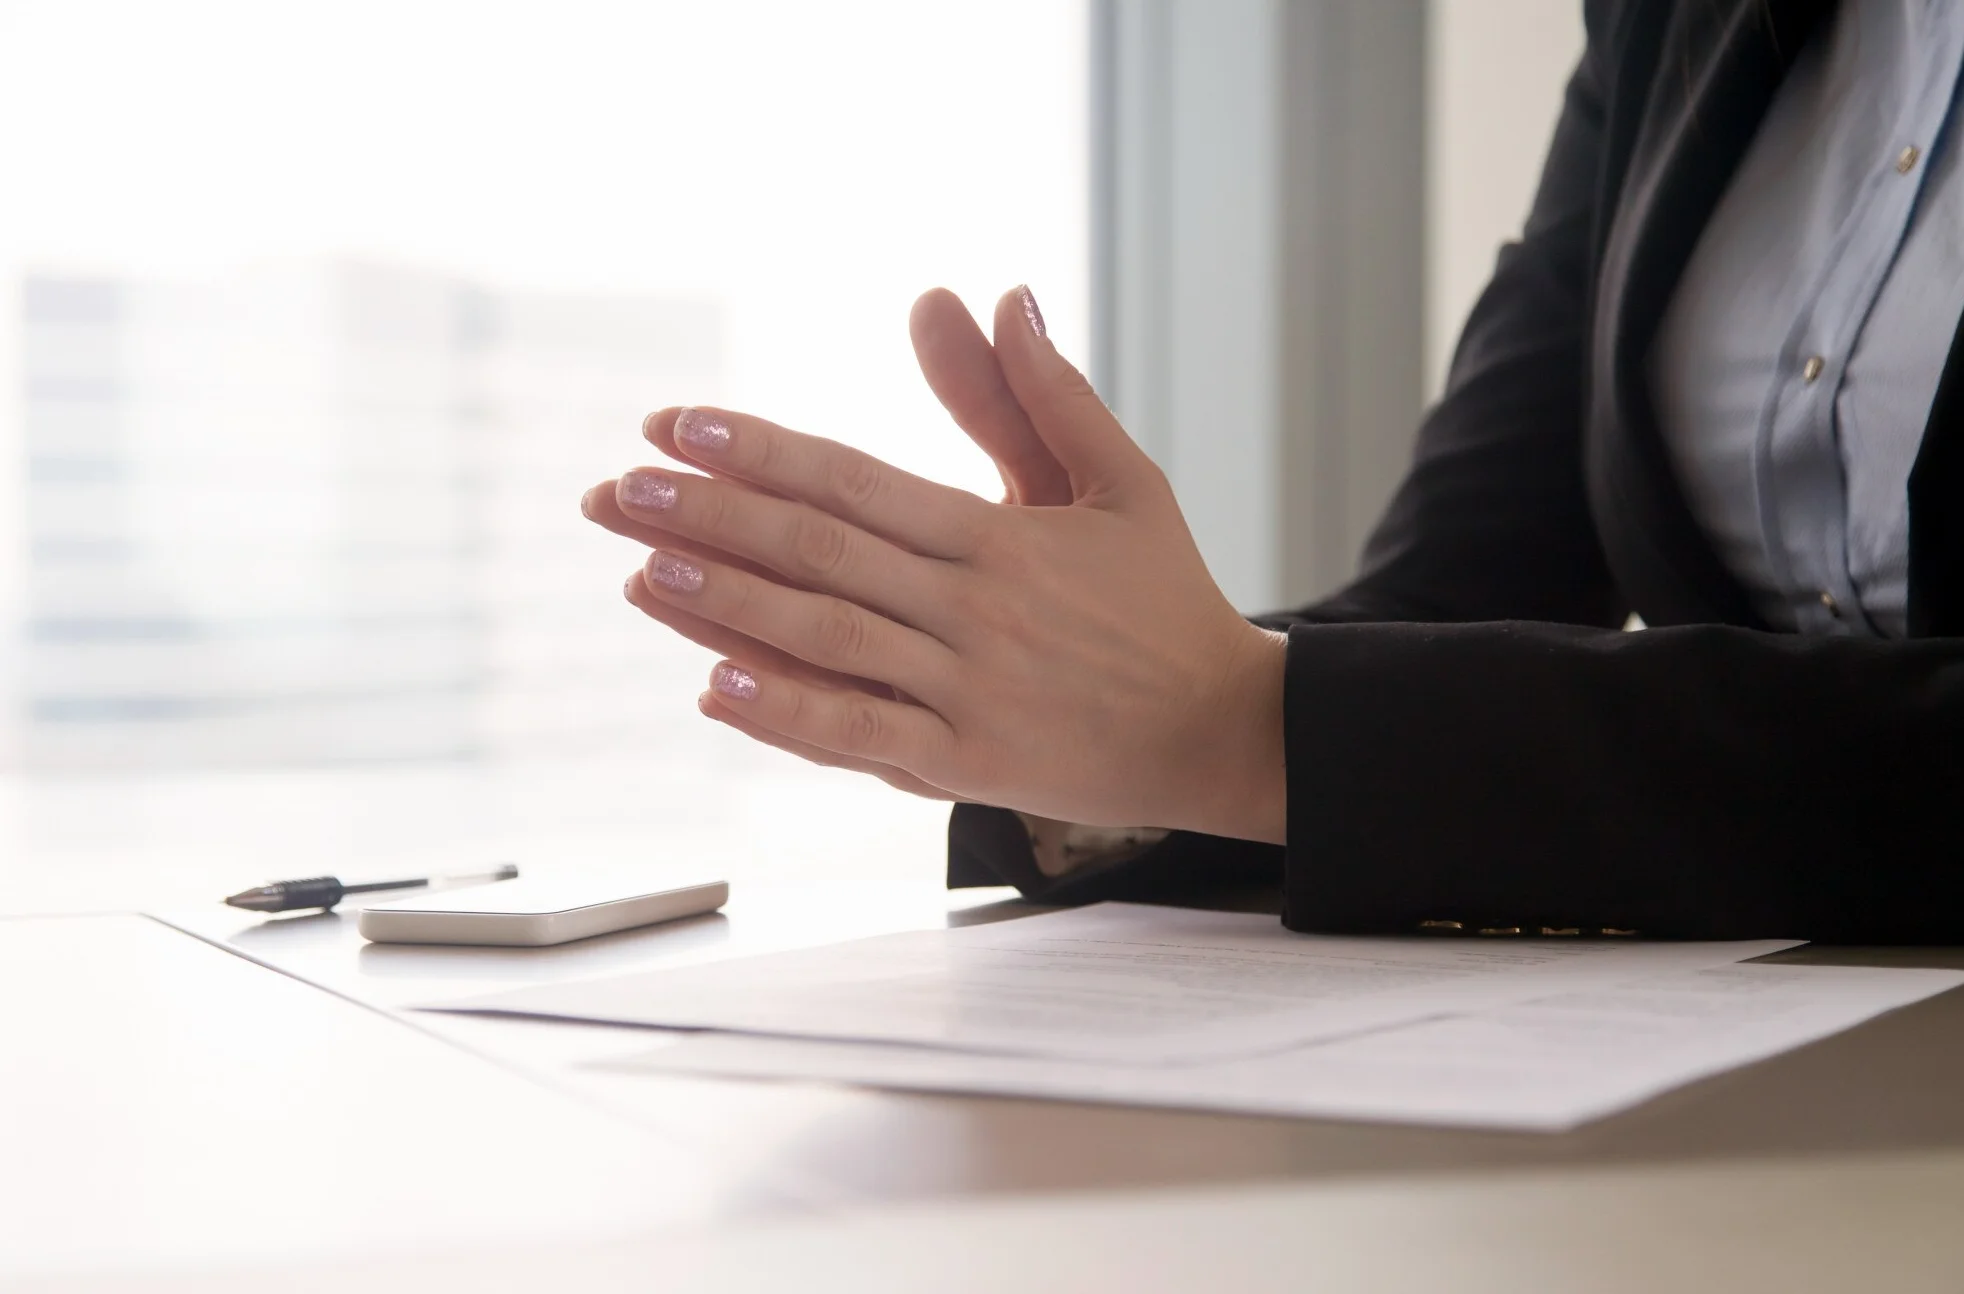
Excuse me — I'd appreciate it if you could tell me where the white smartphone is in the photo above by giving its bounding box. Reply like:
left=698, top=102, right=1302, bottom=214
left=355, top=876, right=729, bottom=947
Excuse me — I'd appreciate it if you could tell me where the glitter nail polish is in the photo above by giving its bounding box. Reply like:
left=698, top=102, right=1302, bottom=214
left=711, top=662, right=758, bottom=701
left=619, top=470, right=677, bottom=512
left=1016, top=285, right=1046, bottom=339
left=646, top=550, right=704, bottom=594
left=675, top=408, right=732, bottom=455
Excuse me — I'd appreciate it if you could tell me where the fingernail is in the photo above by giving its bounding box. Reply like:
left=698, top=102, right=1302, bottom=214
left=646, top=549, right=704, bottom=594
left=619, top=470, right=677, bottom=512
left=711, top=662, right=758, bottom=701
left=676, top=408, right=732, bottom=455
left=1015, top=285, right=1046, bottom=339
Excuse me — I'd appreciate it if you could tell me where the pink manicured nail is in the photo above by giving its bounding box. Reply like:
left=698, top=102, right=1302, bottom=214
left=1015, top=285, right=1046, bottom=339
left=619, top=470, right=677, bottom=512
left=711, top=663, right=758, bottom=701
left=646, top=550, right=704, bottom=594
left=676, top=408, right=732, bottom=455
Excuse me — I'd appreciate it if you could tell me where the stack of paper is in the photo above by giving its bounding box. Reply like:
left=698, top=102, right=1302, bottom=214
left=433, top=903, right=1964, bottom=1131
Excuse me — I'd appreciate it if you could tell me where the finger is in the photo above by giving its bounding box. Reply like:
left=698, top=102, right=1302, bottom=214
left=636, top=546, right=957, bottom=699
left=586, top=480, right=797, bottom=587
left=698, top=692, right=953, bottom=800
left=991, top=285, right=1157, bottom=503
left=585, top=478, right=687, bottom=548
left=702, top=658, right=956, bottom=772
left=909, top=287, right=1071, bottom=507
left=614, top=466, right=953, bottom=632
left=623, top=569, right=881, bottom=695
left=657, top=405, right=988, bottom=559
left=643, top=407, right=686, bottom=459
left=642, top=409, right=791, bottom=500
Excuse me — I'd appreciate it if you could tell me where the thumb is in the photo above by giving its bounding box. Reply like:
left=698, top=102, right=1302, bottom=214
left=991, top=285, right=1155, bottom=503
left=908, top=288, right=1071, bottom=507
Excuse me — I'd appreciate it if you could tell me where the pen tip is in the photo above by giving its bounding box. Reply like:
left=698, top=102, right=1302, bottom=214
left=224, top=889, right=281, bottom=912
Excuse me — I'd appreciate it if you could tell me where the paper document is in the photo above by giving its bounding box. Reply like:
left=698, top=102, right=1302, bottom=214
left=603, top=962, right=1964, bottom=1131
left=437, top=902, right=1800, bottom=1063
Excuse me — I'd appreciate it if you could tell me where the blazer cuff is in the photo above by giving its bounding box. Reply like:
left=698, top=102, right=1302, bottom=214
left=1279, top=620, right=1629, bottom=935
left=1281, top=622, right=1449, bottom=933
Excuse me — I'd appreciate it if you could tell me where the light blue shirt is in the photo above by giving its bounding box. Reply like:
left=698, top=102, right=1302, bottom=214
left=1650, top=0, right=1964, bottom=638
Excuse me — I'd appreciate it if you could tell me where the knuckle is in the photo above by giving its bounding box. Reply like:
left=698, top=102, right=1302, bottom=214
left=1049, top=363, right=1107, bottom=416
left=720, top=570, right=757, bottom=621
left=961, top=514, right=1030, bottom=580
left=812, top=603, right=870, bottom=662
left=965, top=522, right=1008, bottom=571
left=748, top=427, right=784, bottom=477
left=787, top=514, right=852, bottom=580
left=967, top=582, right=1028, bottom=643
left=839, top=699, right=884, bottom=751
left=939, top=572, right=987, bottom=626
left=691, top=485, right=730, bottom=534
left=828, top=453, right=885, bottom=511
left=782, top=683, right=809, bottom=729
left=938, top=502, right=987, bottom=557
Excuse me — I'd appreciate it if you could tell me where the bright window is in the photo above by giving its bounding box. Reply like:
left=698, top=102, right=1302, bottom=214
left=0, top=0, right=1090, bottom=772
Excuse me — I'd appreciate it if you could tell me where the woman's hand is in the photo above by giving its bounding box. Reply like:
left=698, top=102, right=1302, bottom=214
left=590, top=287, right=1286, bottom=843
left=582, top=286, right=1071, bottom=700
left=579, top=290, right=1070, bottom=799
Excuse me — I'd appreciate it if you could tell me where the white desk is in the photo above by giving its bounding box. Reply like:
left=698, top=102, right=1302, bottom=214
left=8, top=765, right=1964, bottom=1288
left=0, top=913, right=778, bottom=1278
left=151, top=876, right=1040, bottom=1213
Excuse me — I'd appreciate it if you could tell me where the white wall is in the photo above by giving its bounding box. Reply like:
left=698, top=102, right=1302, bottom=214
left=1425, top=0, right=1586, bottom=397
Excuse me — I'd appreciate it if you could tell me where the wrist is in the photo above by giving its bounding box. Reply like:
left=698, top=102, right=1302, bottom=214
left=1168, top=623, right=1288, bottom=843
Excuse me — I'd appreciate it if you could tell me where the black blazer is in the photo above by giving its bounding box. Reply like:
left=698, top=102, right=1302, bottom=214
left=950, top=0, right=1964, bottom=943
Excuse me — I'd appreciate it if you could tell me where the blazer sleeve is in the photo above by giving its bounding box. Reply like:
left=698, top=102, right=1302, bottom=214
left=1279, top=620, right=1964, bottom=942
left=954, top=3, right=1964, bottom=943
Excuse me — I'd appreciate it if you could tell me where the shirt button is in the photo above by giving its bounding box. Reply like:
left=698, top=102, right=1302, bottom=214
left=1802, top=355, right=1825, bottom=382
left=1896, top=144, right=1922, bottom=174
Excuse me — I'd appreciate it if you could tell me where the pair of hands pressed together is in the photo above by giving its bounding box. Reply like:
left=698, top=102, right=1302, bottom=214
left=580, top=286, right=1287, bottom=844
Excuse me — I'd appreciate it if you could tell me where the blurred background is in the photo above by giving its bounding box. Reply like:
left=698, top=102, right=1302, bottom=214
left=0, top=0, right=1580, bottom=908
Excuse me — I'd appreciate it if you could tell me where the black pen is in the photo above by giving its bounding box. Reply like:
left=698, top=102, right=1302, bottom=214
left=224, top=864, right=519, bottom=913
